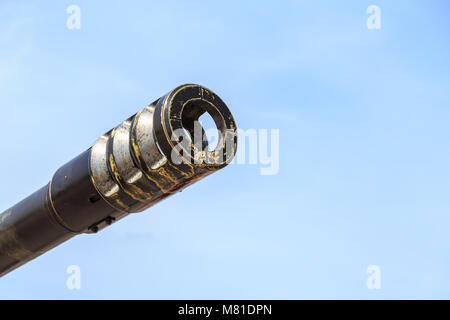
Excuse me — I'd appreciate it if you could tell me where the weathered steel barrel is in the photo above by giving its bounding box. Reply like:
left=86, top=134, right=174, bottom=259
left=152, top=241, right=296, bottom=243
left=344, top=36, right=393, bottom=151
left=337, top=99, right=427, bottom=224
left=0, top=84, right=237, bottom=277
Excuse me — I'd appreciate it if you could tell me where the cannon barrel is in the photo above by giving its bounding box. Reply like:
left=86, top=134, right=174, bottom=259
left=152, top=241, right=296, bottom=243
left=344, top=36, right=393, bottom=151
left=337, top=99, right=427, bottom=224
left=0, top=84, right=237, bottom=277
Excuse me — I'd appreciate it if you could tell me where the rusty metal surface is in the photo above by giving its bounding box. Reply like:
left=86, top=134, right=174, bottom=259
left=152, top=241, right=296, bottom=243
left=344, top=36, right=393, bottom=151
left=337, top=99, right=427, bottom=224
left=0, top=84, right=237, bottom=277
left=0, top=186, right=74, bottom=277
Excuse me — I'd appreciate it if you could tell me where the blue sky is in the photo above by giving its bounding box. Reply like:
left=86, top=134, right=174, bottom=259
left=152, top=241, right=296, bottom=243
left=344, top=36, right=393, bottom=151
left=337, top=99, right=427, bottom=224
left=0, top=1, right=450, bottom=299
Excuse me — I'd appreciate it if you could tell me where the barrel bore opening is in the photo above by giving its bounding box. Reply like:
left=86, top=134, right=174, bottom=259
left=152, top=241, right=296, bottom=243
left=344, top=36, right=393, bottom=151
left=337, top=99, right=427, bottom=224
left=180, top=100, right=224, bottom=152
left=198, top=112, right=219, bottom=151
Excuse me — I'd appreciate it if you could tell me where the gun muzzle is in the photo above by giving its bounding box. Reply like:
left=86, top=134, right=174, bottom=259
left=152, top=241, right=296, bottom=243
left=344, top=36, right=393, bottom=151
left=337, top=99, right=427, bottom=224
left=0, top=84, right=237, bottom=277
